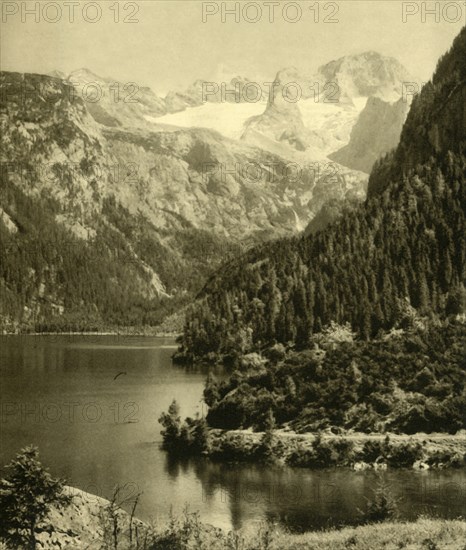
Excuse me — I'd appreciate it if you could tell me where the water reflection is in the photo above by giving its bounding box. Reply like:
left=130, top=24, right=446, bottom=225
left=167, top=455, right=466, bottom=532
left=1, top=335, right=465, bottom=532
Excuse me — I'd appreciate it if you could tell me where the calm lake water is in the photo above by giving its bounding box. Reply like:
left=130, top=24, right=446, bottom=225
left=0, top=335, right=465, bottom=532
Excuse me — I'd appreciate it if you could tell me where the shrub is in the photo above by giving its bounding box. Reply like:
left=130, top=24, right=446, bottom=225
left=213, top=434, right=258, bottom=462
left=159, top=400, right=183, bottom=453
left=359, top=440, right=388, bottom=463
left=386, top=442, right=423, bottom=468
left=426, top=450, right=466, bottom=468
left=331, top=438, right=355, bottom=465
left=287, top=435, right=354, bottom=468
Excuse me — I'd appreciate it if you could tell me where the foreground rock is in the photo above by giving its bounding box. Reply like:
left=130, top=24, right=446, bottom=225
left=32, top=487, right=146, bottom=549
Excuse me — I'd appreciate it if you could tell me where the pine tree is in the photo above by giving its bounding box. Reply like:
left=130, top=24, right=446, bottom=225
left=0, top=446, right=71, bottom=550
left=158, top=400, right=182, bottom=451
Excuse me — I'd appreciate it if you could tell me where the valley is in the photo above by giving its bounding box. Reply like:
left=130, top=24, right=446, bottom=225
left=0, top=15, right=465, bottom=549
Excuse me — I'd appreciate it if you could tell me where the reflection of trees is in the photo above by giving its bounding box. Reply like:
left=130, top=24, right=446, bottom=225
left=172, top=363, right=228, bottom=378
left=189, top=463, right=387, bottom=532
left=163, top=453, right=192, bottom=481
left=162, top=455, right=466, bottom=532
left=190, top=460, right=329, bottom=532
left=164, top=452, right=347, bottom=531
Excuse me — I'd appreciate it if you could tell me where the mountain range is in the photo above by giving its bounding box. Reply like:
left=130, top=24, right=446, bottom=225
left=0, top=50, right=427, bottom=330
left=154, top=52, right=418, bottom=166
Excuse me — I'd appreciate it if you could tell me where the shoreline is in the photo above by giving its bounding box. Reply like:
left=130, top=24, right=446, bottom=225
left=175, top=427, right=466, bottom=470
left=23, top=487, right=466, bottom=549
left=0, top=330, right=181, bottom=338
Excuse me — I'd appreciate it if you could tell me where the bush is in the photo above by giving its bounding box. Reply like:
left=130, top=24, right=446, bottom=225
left=426, top=450, right=466, bottom=468
left=359, top=439, right=390, bottom=463
left=386, top=442, right=423, bottom=468
left=287, top=435, right=354, bottom=468
left=212, top=434, right=258, bottom=462
left=159, top=400, right=184, bottom=453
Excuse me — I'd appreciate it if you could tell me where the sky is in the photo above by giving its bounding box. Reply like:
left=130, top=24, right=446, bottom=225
left=1, top=1, right=464, bottom=94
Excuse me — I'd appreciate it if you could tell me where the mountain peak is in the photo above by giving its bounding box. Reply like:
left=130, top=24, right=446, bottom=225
left=317, top=51, right=416, bottom=101
left=68, top=68, right=112, bottom=83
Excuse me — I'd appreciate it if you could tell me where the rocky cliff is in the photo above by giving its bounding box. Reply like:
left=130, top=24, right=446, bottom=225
left=329, top=96, right=410, bottom=173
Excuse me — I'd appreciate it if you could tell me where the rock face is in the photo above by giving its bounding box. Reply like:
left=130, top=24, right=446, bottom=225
left=329, top=97, right=410, bottom=173
left=30, top=486, right=148, bottom=549
left=241, top=52, right=417, bottom=156
left=101, top=125, right=320, bottom=241
left=67, top=68, right=168, bottom=128
left=242, top=100, right=312, bottom=152
left=241, top=67, right=319, bottom=152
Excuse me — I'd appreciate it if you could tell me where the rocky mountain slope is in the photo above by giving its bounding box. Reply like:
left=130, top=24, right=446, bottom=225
left=329, top=96, right=410, bottom=173
left=67, top=68, right=168, bottom=128
left=318, top=51, right=415, bottom=102
left=0, top=70, right=365, bottom=330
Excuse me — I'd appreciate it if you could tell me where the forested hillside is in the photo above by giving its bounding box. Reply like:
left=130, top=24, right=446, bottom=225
left=177, top=27, right=466, bottom=362
left=0, top=177, right=240, bottom=330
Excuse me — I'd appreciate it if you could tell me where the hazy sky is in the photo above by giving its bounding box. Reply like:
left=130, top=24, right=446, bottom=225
left=1, top=1, right=464, bottom=94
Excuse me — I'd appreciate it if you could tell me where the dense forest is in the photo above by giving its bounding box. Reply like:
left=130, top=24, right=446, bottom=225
left=0, top=176, right=240, bottom=331
left=203, top=321, right=466, bottom=434
left=177, top=27, right=466, bottom=363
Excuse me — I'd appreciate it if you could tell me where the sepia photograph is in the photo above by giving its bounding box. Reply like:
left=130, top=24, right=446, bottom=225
left=0, top=1, right=465, bottom=548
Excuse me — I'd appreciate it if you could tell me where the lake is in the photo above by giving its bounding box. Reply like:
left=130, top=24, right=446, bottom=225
left=0, top=335, right=464, bottom=532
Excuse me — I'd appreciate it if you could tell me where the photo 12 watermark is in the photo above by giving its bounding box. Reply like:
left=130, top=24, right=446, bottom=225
left=401, top=81, right=437, bottom=102
left=201, top=80, right=341, bottom=104
left=1, top=401, right=140, bottom=424
left=401, top=1, right=465, bottom=23
left=201, top=160, right=343, bottom=186
left=0, top=76, right=142, bottom=106
left=201, top=1, right=340, bottom=24
left=2, top=1, right=141, bottom=24
left=202, top=482, right=303, bottom=505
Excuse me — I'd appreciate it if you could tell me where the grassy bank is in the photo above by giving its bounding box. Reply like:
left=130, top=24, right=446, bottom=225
left=2, top=496, right=464, bottom=550
left=265, top=518, right=466, bottom=550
